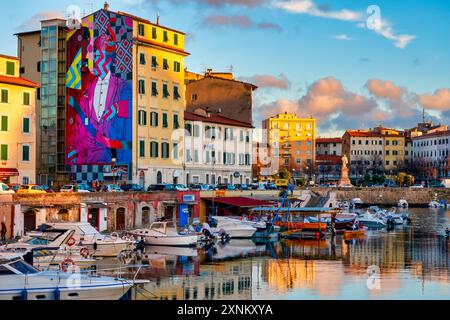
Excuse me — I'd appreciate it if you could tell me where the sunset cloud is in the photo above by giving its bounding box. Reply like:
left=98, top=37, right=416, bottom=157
left=239, top=74, right=290, bottom=89
left=16, top=11, right=64, bottom=31
left=366, top=79, right=405, bottom=100
left=419, top=89, right=450, bottom=111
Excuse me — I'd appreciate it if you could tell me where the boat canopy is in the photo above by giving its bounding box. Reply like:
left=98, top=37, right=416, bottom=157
left=249, top=207, right=339, bottom=213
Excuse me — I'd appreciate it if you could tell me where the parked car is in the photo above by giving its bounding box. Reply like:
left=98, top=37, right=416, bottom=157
left=190, top=184, right=213, bottom=191
left=217, top=184, right=236, bottom=191
left=174, top=184, right=189, bottom=191
left=39, top=185, right=55, bottom=193
left=147, top=184, right=176, bottom=192
left=60, top=184, right=91, bottom=193
left=234, top=184, right=250, bottom=190
left=0, top=182, right=14, bottom=194
left=16, top=184, right=46, bottom=194
left=7, top=184, right=21, bottom=192
left=248, top=183, right=259, bottom=190
left=101, top=184, right=124, bottom=192
left=410, top=184, right=424, bottom=189
left=121, top=184, right=144, bottom=192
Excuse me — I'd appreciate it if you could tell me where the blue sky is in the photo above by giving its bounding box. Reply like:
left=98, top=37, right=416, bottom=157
left=2, top=0, right=450, bottom=136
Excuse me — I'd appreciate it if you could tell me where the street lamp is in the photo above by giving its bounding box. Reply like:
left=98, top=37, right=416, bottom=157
left=112, top=157, right=117, bottom=185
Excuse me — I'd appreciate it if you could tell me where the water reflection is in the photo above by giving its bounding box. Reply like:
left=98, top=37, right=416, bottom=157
left=130, top=208, right=449, bottom=300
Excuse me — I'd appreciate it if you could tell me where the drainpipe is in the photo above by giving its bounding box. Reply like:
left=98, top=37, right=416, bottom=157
left=10, top=203, right=15, bottom=239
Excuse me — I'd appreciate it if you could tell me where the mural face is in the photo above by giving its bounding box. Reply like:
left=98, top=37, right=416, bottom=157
left=66, top=10, right=133, bottom=169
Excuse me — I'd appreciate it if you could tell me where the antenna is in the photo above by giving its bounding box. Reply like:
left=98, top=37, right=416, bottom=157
left=228, top=65, right=234, bottom=73
left=422, top=108, right=426, bottom=123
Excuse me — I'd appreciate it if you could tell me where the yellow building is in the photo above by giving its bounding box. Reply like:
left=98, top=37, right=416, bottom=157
left=119, top=11, right=190, bottom=185
left=0, top=54, right=38, bottom=184
left=262, top=113, right=316, bottom=179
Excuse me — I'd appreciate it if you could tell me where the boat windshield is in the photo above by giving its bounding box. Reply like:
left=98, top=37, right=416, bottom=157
left=7, top=260, right=39, bottom=274
left=25, top=231, right=63, bottom=245
left=79, top=225, right=100, bottom=235
left=165, top=222, right=176, bottom=229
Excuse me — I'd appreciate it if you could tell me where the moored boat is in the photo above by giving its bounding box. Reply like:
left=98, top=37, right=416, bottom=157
left=129, top=221, right=199, bottom=247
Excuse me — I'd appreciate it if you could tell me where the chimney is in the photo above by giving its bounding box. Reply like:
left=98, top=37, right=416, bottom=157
left=156, top=13, right=160, bottom=25
left=104, top=2, right=110, bottom=11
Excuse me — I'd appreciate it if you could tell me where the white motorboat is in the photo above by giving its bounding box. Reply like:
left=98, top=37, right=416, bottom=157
left=0, top=257, right=141, bottom=300
left=2, top=228, right=76, bottom=252
left=357, top=211, right=387, bottom=229
left=397, top=199, right=409, bottom=208
left=210, top=216, right=257, bottom=238
left=35, top=223, right=135, bottom=257
left=351, top=198, right=364, bottom=208
left=428, top=200, right=440, bottom=208
left=129, top=221, right=199, bottom=247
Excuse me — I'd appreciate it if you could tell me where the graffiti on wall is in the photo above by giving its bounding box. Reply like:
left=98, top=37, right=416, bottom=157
left=66, top=10, right=133, bottom=168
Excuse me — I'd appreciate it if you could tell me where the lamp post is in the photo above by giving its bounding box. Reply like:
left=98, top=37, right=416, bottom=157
left=112, top=157, right=117, bottom=185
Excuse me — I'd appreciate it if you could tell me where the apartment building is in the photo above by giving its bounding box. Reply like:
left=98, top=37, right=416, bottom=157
left=0, top=54, right=38, bottom=184
left=342, top=126, right=406, bottom=177
left=184, top=109, right=253, bottom=185
left=262, top=113, right=316, bottom=179
left=316, top=137, right=342, bottom=156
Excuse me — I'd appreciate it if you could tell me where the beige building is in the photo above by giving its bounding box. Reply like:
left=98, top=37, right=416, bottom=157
left=0, top=54, right=38, bottom=184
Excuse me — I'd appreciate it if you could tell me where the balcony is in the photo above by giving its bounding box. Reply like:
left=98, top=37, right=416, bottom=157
left=282, top=143, right=292, bottom=149
left=281, top=152, right=291, bottom=158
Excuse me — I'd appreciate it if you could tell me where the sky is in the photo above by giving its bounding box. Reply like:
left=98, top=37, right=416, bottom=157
left=2, top=0, right=450, bottom=137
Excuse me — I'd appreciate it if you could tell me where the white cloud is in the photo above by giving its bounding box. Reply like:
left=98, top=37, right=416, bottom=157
left=332, top=34, right=352, bottom=41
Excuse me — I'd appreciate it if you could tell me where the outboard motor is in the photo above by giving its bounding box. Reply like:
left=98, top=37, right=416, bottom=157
left=202, top=228, right=215, bottom=240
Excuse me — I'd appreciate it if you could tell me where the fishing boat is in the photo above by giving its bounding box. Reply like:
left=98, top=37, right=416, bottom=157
left=35, top=223, right=135, bottom=257
left=0, top=256, right=145, bottom=300
left=128, top=221, right=199, bottom=247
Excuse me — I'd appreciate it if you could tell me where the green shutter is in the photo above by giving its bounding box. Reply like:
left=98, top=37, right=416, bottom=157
left=174, top=34, right=178, bottom=45
left=1, top=144, right=7, bottom=161
left=23, top=118, right=30, bottom=133
left=174, top=86, right=180, bottom=100
left=140, top=53, right=146, bottom=65
left=6, top=61, right=15, bottom=76
left=163, top=59, right=169, bottom=70
left=23, top=92, right=30, bottom=105
left=152, top=27, right=157, bottom=39
left=173, top=114, right=179, bottom=129
left=152, top=56, right=158, bottom=68
left=152, top=82, right=158, bottom=96
left=140, top=140, right=145, bottom=157
left=1, top=90, right=8, bottom=103
left=1, top=116, right=7, bottom=131
left=163, top=84, right=170, bottom=98
left=22, top=145, right=30, bottom=161
left=163, top=113, right=168, bottom=128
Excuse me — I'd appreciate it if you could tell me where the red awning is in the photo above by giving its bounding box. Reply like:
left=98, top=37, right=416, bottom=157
left=203, top=197, right=273, bottom=208
left=0, top=168, right=19, bottom=176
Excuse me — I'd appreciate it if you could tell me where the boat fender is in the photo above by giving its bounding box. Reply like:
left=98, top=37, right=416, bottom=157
left=21, top=289, right=28, bottom=301
left=67, top=237, right=76, bottom=247
left=54, top=288, right=61, bottom=300
left=80, top=247, right=90, bottom=258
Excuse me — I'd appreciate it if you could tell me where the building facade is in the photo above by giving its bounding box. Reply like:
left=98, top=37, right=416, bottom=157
left=16, top=19, right=70, bottom=188
left=342, top=126, right=406, bottom=178
left=184, top=109, right=253, bottom=185
left=262, top=113, right=316, bottom=179
left=411, top=130, right=450, bottom=179
left=316, top=137, right=342, bottom=156
left=0, top=54, right=38, bottom=184
left=185, top=70, right=257, bottom=125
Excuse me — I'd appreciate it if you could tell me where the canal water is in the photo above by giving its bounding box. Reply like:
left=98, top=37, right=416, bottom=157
left=107, top=208, right=450, bottom=300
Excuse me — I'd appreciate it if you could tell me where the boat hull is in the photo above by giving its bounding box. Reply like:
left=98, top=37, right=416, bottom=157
left=142, top=235, right=198, bottom=247
left=83, top=241, right=135, bottom=257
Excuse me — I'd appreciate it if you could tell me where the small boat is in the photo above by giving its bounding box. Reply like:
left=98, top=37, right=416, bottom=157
left=129, top=221, right=199, bottom=247
left=357, top=212, right=386, bottom=229
left=209, top=216, right=257, bottom=239
left=0, top=256, right=145, bottom=300
left=428, top=200, right=440, bottom=208
left=274, top=221, right=327, bottom=231
left=397, top=199, right=409, bottom=208
left=351, top=198, right=364, bottom=209
left=35, top=223, right=135, bottom=257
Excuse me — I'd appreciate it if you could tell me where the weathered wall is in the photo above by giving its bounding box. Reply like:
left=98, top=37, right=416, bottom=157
left=311, top=188, right=450, bottom=206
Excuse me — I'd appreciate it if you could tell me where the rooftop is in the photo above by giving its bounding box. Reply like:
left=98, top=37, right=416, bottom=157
left=316, top=137, right=342, bottom=144
left=184, top=111, right=254, bottom=128
left=412, top=130, right=450, bottom=140
left=0, top=54, right=18, bottom=61
left=0, top=75, right=39, bottom=88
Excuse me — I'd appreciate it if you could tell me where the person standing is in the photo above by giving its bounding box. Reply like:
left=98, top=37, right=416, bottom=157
left=1, top=222, right=7, bottom=242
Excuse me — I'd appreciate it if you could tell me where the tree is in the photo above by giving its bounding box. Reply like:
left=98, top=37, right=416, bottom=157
left=396, top=172, right=414, bottom=187
left=277, top=168, right=291, bottom=180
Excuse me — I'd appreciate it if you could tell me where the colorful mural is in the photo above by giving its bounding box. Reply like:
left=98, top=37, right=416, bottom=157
left=66, top=10, right=133, bottom=170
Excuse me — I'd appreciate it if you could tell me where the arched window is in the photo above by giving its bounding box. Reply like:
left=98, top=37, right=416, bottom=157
left=157, top=171, right=163, bottom=184
left=142, top=207, right=151, bottom=226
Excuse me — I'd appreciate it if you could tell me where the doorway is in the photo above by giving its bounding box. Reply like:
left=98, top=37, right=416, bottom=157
left=141, top=207, right=151, bottom=226
left=116, top=208, right=126, bottom=231
left=88, top=208, right=100, bottom=230
left=23, top=210, right=37, bottom=233
left=157, top=171, right=163, bottom=184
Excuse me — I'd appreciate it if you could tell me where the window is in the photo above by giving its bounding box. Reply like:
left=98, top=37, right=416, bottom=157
left=185, top=123, right=192, bottom=136
left=1, top=116, right=7, bottom=131
left=225, top=128, right=234, bottom=141
left=1, top=89, right=8, bottom=103
left=0, top=144, right=7, bottom=161
left=6, top=61, right=15, bottom=76
left=151, top=56, right=158, bottom=68
left=23, top=92, right=30, bottom=106
left=151, top=81, right=158, bottom=96
left=150, top=112, right=159, bottom=127
left=138, top=79, right=145, bottom=94
left=138, top=24, right=145, bottom=36
left=194, top=150, right=199, bottom=163
left=386, top=140, right=390, bottom=146
left=173, top=85, right=181, bottom=100
left=174, top=33, right=179, bottom=45
left=152, top=27, right=157, bottom=39
left=173, top=143, right=179, bottom=160
left=162, top=113, right=168, bottom=128
left=139, top=53, right=146, bottom=65
left=163, top=83, right=170, bottom=98
left=23, top=118, right=30, bottom=133
left=163, top=30, right=169, bottom=42
left=186, top=149, right=192, bottom=162
left=240, top=130, right=244, bottom=142
left=163, top=58, right=169, bottom=70
left=20, top=145, right=29, bottom=162
left=174, top=61, right=181, bottom=72
left=193, top=125, right=200, bottom=137
left=162, top=143, right=169, bottom=159
left=138, top=110, right=147, bottom=126
left=150, top=141, right=159, bottom=158
left=173, top=114, right=180, bottom=129
left=139, top=140, right=145, bottom=157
